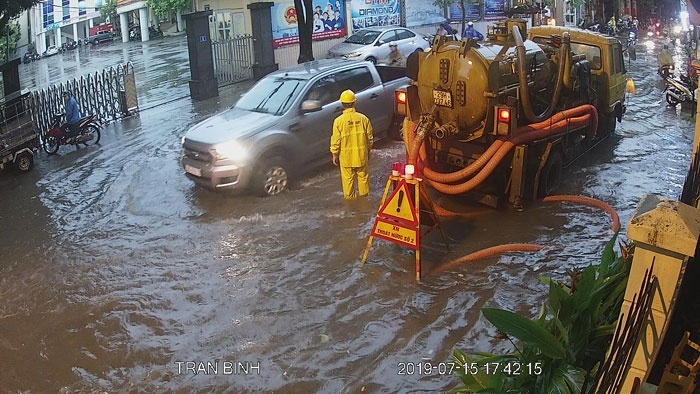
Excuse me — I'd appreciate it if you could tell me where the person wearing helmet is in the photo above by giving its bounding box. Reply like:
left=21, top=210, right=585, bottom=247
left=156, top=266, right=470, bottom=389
left=62, top=91, right=82, bottom=142
left=382, top=42, right=406, bottom=67
left=330, top=89, right=374, bottom=199
left=462, top=21, right=484, bottom=41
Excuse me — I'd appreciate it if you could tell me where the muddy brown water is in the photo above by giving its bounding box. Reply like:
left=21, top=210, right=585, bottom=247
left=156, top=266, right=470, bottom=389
left=1, top=36, right=694, bottom=392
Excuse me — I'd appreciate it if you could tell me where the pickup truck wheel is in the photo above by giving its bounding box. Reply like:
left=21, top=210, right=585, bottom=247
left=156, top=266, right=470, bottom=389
left=365, top=56, right=377, bottom=64
left=253, top=157, right=289, bottom=197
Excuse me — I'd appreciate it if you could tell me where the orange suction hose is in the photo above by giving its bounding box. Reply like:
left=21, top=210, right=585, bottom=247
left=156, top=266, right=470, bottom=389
left=426, top=114, right=593, bottom=194
left=432, top=243, right=544, bottom=274
left=543, top=195, right=620, bottom=232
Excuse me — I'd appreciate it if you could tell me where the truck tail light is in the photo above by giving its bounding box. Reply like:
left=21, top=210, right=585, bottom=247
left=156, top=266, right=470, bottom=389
left=494, top=106, right=513, bottom=135
left=395, top=89, right=407, bottom=116
left=498, top=108, right=511, bottom=123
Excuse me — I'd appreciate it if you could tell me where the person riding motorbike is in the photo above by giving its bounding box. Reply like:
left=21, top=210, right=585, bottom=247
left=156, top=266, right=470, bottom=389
left=62, top=91, right=82, bottom=143
left=382, top=42, right=406, bottom=67
left=462, top=21, right=484, bottom=41
left=658, top=44, right=674, bottom=68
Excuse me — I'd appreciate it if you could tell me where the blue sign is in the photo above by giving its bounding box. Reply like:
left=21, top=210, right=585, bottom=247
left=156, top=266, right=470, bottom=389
left=449, top=3, right=481, bottom=21
left=199, top=35, right=207, bottom=42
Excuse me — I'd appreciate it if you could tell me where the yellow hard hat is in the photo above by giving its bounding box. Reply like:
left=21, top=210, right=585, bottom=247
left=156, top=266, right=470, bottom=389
left=339, top=89, right=355, bottom=103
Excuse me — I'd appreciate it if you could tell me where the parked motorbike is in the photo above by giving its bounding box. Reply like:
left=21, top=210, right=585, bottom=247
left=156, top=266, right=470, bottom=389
left=129, top=28, right=141, bottom=41
left=42, top=113, right=101, bottom=155
left=665, top=74, right=697, bottom=106
left=149, top=25, right=164, bottom=39
left=659, top=64, right=675, bottom=79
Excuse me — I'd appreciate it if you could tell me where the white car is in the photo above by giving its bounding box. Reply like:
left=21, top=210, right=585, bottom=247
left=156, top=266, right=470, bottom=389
left=327, top=26, right=430, bottom=64
left=43, top=46, right=59, bottom=57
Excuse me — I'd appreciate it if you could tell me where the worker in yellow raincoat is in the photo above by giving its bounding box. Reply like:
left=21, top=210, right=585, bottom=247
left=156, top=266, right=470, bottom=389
left=330, top=90, right=374, bottom=199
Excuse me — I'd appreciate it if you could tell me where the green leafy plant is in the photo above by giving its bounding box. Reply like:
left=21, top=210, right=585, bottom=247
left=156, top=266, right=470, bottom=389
left=451, top=233, right=632, bottom=393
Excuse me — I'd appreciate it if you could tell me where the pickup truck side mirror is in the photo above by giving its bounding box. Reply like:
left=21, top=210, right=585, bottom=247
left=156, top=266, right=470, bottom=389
left=300, top=100, right=322, bottom=113
left=376, top=40, right=385, bottom=46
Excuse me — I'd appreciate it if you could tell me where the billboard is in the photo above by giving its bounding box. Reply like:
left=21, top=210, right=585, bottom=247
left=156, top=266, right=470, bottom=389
left=271, top=0, right=347, bottom=48
left=448, top=3, right=482, bottom=21
left=405, top=0, right=446, bottom=27
left=350, top=0, right=400, bottom=29
left=484, top=0, right=507, bottom=20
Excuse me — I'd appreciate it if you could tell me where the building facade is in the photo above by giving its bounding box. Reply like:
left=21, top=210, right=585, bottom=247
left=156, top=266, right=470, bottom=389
left=27, top=0, right=107, bottom=54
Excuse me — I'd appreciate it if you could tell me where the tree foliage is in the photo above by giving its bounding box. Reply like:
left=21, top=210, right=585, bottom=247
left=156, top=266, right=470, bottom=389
left=100, top=0, right=118, bottom=26
left=0, top=22, right=21, bottom=63
left=146, top=0, right=190, bottom=18
left=0, top=0, right=40, bottom=34
left=295, top=0, right=314, bottom=63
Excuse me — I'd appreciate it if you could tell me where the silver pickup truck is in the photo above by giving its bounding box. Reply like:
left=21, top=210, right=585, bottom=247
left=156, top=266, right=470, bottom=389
left=181, top=59, right=408, bottom=196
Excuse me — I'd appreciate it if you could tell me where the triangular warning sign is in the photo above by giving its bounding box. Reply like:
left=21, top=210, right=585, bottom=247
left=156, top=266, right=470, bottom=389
left=378, top=179, right=418, bottom=225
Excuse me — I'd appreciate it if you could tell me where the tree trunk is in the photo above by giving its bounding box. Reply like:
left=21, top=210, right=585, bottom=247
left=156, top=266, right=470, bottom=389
left=295, top=0, right=315, bottom=63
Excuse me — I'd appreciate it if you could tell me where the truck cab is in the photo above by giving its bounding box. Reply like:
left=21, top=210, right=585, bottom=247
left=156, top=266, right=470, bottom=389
left=528, top=26, right=627, bottom=134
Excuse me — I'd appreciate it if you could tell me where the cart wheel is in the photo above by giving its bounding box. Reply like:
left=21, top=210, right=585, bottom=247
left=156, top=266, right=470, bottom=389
left=43, top=135, right=59, bottom=155
left=15, top=152, right=34, bottom=172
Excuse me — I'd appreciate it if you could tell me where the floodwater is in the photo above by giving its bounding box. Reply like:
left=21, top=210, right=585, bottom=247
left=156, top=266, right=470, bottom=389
left=0, top=36, right=694, bottom=392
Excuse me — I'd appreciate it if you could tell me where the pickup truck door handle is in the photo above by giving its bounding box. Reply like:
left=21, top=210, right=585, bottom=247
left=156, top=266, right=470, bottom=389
left=290, top=123, right=301, bottom=132
left=334, top=107, right=343, bottom=113
left=370, top=93, right=380, bottom=99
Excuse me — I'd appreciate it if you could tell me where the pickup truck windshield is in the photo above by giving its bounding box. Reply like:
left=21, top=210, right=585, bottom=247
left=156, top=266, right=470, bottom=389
left=345, top=30, right=380, bottom=45
left=236, top=77, right=305, bottom=115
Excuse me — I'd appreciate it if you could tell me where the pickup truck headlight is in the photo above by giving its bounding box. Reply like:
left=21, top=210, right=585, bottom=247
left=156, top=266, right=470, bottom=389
left=213, top=140, right=248, bottom=163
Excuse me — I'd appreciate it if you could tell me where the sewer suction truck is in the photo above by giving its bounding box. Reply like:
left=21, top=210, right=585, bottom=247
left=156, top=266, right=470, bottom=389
left=395, top=20, right=628, bottom=208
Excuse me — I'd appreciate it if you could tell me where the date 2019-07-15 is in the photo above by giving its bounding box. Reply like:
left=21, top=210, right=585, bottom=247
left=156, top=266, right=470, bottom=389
left=397, top=361, right=543, bottom=376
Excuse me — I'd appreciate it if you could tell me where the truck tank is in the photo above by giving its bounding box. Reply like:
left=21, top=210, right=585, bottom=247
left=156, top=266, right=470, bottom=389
left=401, top=19, right=605, bottom=207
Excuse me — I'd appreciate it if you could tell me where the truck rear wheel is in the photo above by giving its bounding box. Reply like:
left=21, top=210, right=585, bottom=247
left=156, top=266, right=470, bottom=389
left=388, top=115, right=403, bottom=141
left=538, top=150, right=563, bottom=198
left=598, top=110, right=617, bottom=137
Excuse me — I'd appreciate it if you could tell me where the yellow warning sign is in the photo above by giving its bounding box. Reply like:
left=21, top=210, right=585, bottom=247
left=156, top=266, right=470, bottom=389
left=378, top=180, right=417, bottom=224
left=371, top=218, right=419, bottom=249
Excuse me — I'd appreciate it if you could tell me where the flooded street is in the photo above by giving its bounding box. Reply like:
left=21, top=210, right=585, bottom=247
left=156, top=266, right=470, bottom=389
left=0, top=36, right=695, bottom=392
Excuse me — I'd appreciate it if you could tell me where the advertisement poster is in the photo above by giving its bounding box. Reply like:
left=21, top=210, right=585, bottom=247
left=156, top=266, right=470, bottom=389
left=484, top=0, right=507, bottom=20
left=271, top=0, right=346, bottom=48
left=350, top=0, right=400, bottom=29
left=448, top=3, right=482, bottom=22
left=405, top=0, right=445, bottom=27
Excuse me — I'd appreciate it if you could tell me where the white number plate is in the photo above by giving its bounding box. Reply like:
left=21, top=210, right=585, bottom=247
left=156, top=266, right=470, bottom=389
left=185, top=164, right=202, bottom=177
left=433, top=90, right=452, bottom=107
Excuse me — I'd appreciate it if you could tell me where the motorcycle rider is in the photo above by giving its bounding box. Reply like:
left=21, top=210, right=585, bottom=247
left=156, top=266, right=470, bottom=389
left=62, top=91, right=82, bottom=143
left=462, top=21, right=484, bottom=41
left=382, top=42, right=406, bottom=67
left=657, top=44, right=674, bottom=73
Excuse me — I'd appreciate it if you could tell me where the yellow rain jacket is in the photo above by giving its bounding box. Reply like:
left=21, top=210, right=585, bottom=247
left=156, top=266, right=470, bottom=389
left=330, top=108, right=373, bottom=167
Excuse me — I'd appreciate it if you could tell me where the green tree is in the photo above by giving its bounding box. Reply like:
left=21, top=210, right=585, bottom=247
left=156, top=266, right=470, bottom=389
left=295, top=0, right=314, bottom=63
left=146, top=0, right=189, bottom=20
left=0, top=0, right=40, bottom=34
left=100, top=0, right=118, bottom=27
left=1, top=21, right=21, bottom=62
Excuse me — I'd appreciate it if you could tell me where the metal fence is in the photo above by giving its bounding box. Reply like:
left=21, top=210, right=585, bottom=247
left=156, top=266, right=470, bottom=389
left=28, top=62, right=139, bottom=133
left=212, top=35, right=255, bottom=85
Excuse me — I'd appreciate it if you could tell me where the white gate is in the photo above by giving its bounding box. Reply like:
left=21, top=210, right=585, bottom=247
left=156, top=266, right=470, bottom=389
left=212, top=35, right=255, bottom=86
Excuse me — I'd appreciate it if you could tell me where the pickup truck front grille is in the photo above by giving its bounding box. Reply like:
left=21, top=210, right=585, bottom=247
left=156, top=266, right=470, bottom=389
left=183, top=145, right=212, bottom=163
